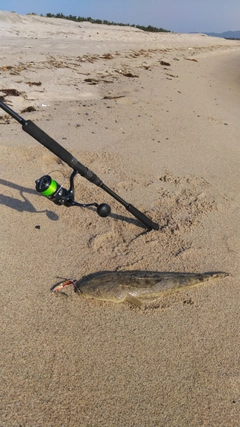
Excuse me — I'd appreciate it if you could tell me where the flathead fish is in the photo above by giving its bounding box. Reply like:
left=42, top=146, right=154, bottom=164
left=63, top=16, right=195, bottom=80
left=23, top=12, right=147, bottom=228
left=75, top=270, right=228, bottom=306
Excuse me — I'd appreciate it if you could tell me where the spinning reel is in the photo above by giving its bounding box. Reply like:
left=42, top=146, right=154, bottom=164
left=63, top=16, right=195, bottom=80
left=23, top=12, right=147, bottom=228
left=35, top=170, right=111, bottom=217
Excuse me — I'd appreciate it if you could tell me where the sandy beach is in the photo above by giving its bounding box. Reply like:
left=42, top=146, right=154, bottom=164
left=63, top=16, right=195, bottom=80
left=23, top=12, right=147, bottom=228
left=1, top=12, right=240, bottom=426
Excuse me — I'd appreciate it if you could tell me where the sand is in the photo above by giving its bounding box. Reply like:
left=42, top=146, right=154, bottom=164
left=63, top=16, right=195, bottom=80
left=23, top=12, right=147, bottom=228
left=1, top=11, right=240, bottom=427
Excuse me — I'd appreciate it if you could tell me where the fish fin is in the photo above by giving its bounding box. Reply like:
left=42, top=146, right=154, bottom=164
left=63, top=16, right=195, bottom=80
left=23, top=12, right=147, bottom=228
left=124, top=293, right=142, bottom=307
left=209, top=272, right=229, bottom=278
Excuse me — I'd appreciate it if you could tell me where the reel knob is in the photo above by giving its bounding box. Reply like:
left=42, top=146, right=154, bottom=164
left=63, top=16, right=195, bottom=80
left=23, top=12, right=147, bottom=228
left=97, top=203, right=111, bottom=217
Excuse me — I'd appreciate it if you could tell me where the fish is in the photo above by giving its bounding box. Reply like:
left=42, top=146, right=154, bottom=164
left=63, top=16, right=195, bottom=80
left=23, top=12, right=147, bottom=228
left=74, top=270, right=228, bottom=306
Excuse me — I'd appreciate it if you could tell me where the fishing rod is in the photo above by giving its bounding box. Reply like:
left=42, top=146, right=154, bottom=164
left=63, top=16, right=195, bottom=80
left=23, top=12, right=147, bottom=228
left=0, top=100, right=159, bottom=230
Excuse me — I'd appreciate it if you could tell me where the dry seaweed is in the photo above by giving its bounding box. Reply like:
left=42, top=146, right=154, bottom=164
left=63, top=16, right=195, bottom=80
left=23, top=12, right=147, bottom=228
left=0, top=115, right=10, bottom=124
left=0, top=65, right=27, bottom=75
left=84, top=78, right=99, bottom=85
left=27, top=81, right=42, bottom=86
left=0, top=88, right=21, bottom=102
left=185, top=58, right=198, bottom=62
left=160, top=60, right=171, bottom=66
left=101, top=53, right=114, bottom=60
left=165, top=73, right=178, bottom=78
left=21, top=106, right=37, bottom=113
left=116, top=70, right=139, bottom=78
left=103, top=95, right=125, bottom=100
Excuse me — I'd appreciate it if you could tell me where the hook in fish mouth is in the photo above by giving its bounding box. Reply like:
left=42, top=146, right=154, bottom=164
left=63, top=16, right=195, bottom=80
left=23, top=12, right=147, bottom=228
left=51, top=279, right=76, bottom=293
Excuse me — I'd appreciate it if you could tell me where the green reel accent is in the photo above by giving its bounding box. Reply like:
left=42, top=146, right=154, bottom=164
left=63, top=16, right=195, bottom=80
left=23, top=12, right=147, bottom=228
left=41, top=178, right=58, bottom=197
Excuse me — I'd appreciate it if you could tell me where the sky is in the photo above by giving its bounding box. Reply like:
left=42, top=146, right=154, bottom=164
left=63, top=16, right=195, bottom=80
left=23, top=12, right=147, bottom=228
left=0, top=0, right=239, bottom=33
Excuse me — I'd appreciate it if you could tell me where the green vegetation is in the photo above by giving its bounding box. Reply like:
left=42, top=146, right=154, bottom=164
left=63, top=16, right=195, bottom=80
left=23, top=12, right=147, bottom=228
left=44, top=12, right=170, bottom=33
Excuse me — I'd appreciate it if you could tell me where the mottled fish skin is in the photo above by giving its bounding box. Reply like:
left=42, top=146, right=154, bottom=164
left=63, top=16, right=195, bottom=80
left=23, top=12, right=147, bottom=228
left=75, top=271, right=228, bottom=306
